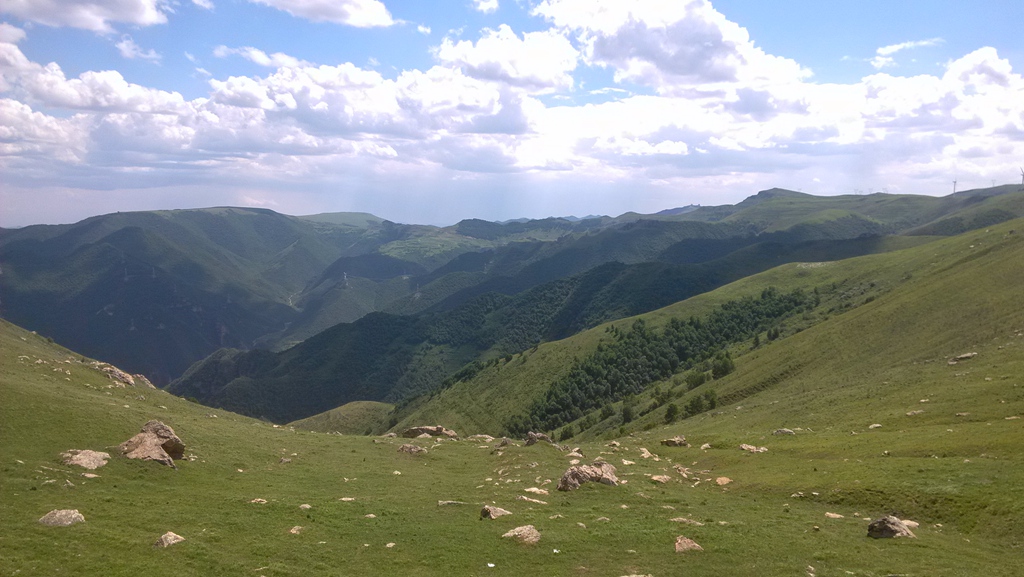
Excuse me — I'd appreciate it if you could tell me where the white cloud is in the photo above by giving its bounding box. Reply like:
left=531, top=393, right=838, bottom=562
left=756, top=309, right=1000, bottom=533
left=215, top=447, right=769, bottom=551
left=534, top=0, right=810, bottom=93
left=116, top=36, right=161, bottom=62
left=0, top=0, right=170, bottom=34
left=417, top=24, right=431, bottom=35
left=247, top=0, right=394, bottom=27
left=871, top=37, right=944, bottom=69
left=434, top=25, right=578, bottom=93
left=471, top=0, right=498, bottom=14
left=0, top=23, right=27, bottom=44
left=214, top=45, right=309, bottom=68
left=192, top=0, right=214, bottom=9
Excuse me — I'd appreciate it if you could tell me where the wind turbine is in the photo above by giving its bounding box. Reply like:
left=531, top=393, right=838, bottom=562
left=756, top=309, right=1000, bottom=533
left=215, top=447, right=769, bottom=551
left=953, top=178, right=957, bottom=194
left=1020, top=167, right=1023, bottom=186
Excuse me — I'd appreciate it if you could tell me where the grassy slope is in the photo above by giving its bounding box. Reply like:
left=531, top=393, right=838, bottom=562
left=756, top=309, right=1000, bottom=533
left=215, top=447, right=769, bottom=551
left=289, top=401, right=395, bottom=434
left=398, top=220, right=1023, bottom=440
left=1, top=312, right=1021, bottom=576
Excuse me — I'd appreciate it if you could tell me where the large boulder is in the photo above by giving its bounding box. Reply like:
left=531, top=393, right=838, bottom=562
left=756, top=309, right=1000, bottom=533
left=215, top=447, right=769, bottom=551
left=867, top=516, right=916, bottom=539
left=557, top=461, right=619, bottom=491
left=675, top=535, right=703, bottom=552
left=60, top=449, right=110, bottom=470
left=39, top=509, right=85, bottom=526
left=661, top=436, right=689, bottom=447
left=400, top=425, right=459, bottom=439
left=119, top=420, right=185, bottom=467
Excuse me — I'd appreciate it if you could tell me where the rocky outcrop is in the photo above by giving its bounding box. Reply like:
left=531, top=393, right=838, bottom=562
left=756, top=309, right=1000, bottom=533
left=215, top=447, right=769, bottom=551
left=661, top=436, right=689, bottom=447
left=61, top=449, right=110, bottom=470
left=481, top=505, right=512, bottom=519
left=119, top=420, right=185, bottom=467
left=39, top=509, right=85, bottom=526
left=557, top=461, right=619, bottom=491
left=400, top=426, right=458, bottom=439
left=502, top=525, right=540, bottom=544
left=867, top=516, right=916, bottom=539
left=740, top=444, right=768, bottom=453
left=397, top=444, right=427, bottom=455
left=154, top=532, right=185, bottom=548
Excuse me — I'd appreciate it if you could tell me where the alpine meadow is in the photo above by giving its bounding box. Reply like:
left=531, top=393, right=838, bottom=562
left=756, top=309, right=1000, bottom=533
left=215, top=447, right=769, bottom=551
left=3, top=0, right=1024, bottom=575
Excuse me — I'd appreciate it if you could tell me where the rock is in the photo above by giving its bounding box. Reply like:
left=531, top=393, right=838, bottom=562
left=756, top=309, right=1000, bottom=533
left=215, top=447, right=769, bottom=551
left=650, top=475, right=671, bottom=484
left=495, top=438, right=512, bottom=448
left=638, top=448, right=659, bottom=460
left=437, top=500, right=468, bottom=506
left=674, top=535, right=703, bottom=553
left=400, top=425, right=458, bottom=439
left=382, top=432, right=397, bottom=438
left=134, top=374, right=157, bottom=389
left=567, top=451, right=584, bottom=458
left=902, top=519, right=920, bottom=529
left=906, top=410, right=925, bottom=416
left=700, top=443, right=712, bottom=450
left=739, top=444, right=768, bottom=453
left=502, top=525, right=541, bottom=544
left=250, top=498, right=267, bottom=504
left=670, top=517, right=705, bottom=526
left=279, top=457, right=292, bottom=464
left=825, top=512, right=844, bottom=519
left=606, top=441, right=620, bottom=447
left=524, top=431, right=554, bottom=446
left=661, top=436, right=689, bottom=447
left=38, top=509, right=85, bottom=526
left=397, top=444, right=427, bottom=455
left=868, top=424, right=882, bottom=429
left=61, top=449, right=110, bottom=470
left=299, top=504, right=312, bottom=510
left=867, top=515, right=916, bottom=539
left=289, top=526, right=303, bottom=534
left=481, top=505, right=512, bottom=519
left=154, top=531, right=184, bottom=548
left=557, top=461, right=619, bottom=491
left=118, top=420, right=185, bottom=467
left=89, top=362, right=136, bottom=386
left=517, top=496, right=548, bottom=505
left=524, top=487, right=549, bottom=495
left=951, top=352, right=978, bottom=364
left=773, top=428, right=796, bottom=435
left=715, top=477, right=732, bottom=486
left=468, top=434, right=495, bottom=442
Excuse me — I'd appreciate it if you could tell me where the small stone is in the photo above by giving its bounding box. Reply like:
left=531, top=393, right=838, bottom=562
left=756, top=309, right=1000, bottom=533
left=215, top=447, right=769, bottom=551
left=397, top=444, right=427, bottom=455
left=700, top=443, right=711, bottom=450
left=868, top=424, right=882, bottom=429
left=386, top=542, right=396, bottom=548
left=289, top=526, right=303, bottom=534
left=299, top=504, right=312, bottom=510
left=154, top=531, right=184, bottom=547
left=364, top=514, right=376, bottom=519
left=38, top=509, right=85, bottom=526
left=250, top=498, right=267, bottom=504
left=502, top=525, right=541, bottom=544
left=825, top=512, right=844, bottom=519
left=674, top=535, right=703, bottom=553
left=650, top=475, right=671, bottom=484
left=481, top=506, right=512, bottom=519
left=715, top=477, right=732, bottom=486
left=772, top=428, right=795, bottom=435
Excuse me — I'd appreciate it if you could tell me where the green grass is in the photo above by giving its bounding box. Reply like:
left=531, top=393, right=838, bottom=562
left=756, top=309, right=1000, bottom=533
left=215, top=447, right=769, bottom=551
left=289, top=401, right=395, bottom=434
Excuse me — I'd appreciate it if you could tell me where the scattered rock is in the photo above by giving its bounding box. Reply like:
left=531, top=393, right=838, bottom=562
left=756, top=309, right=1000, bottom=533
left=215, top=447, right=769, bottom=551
left=700, top=443, right=712, bottom=450
left=289, top=526, right=303, bottom=535
left=739, top=444, right=768, bottom=453
left=567, top=451, right=584, bottom=458
left=525, top=487, right=549, bottom=495
left=437, top=500, right=468, bottom=506
left=38, top=509, right=85, bottom=526
left=557, top=462, right=619, bottom=491
left=250, top=498, right=267, bottom=504
left=638, top=448, right=659, bottom=460
left=773, top=428, right=795, bottom=436
left=400, top=425, right=459, bottom=439
left=524, top=431, right=555, bottom=446
left=516, top=496, right=548, bottom=505
left=621, top=459, right=635, bottom=465
left=299, top=504, right=312, bottom=510
left=279, top=457, right=292, bottom=464
left=60, top=449, right=110, bottom=470
left=502, top=525, right=541, bottom=544
left=364, top=514, right=376, bottom=519
left=671, top=517, right=704, bottom=526
left=674, top=535, right=703, bottom=553
left=81, top=473, right=100, bottom=479
left=89, top=362, right=136, bottom=386
left=650, top=475, right=671, bottom=484
left=154, top=531, right=184, bottom=548
left=902, top=519, right=920, bottom=529
left=133, top=374, right=157, bottom=389
left=715, top=477, right=732, bottom=486
left=397, top=444, right=427, bottom=455
left=948, top=352, right=978, bottom=365
left=867, top=516, right=916, bottom=539
left=468, top=434, right=495, bottom=442
left=825, top=512, right=844, bottom=519
left=906, top=410, right=925, bottom=416
left=118, top=420, right=185, bottom=467
left=481, top=505, right=512, bottom=519
left=661, top=436, right=688, bottom=447
left=868, top=424, right=883, bottom=430
left=495, top=438, right=512, bottom=448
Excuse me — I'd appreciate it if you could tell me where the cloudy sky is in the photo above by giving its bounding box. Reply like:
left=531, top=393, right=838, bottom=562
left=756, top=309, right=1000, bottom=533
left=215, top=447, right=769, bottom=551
left=2, top=0, right=1023, bottom=227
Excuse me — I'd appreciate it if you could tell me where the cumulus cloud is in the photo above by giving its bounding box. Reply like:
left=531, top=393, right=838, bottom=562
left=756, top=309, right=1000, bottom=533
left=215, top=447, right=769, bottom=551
left=534, top=0, right=810, bottom=93
left=0, top=23, right=27, bottom=43
left=471, top=0, right=498, bottom=14
left=0, top=0, right=170, bottom=34
left=116, top=36, right=161, bottom=62
left=434, top=25, right=578, bottom=93
left=871, top=37, right=943, bottom=69
left=248, top=0, right=394, bottom=27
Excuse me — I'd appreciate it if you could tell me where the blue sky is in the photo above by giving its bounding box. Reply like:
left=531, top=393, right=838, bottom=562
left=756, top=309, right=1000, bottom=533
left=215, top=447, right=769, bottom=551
left=2, top=0, right=1023, bottom=227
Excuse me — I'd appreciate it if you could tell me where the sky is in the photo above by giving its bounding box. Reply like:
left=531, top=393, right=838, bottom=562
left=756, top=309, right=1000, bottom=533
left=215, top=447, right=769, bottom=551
left=1, top=0, right=1023, bottom=227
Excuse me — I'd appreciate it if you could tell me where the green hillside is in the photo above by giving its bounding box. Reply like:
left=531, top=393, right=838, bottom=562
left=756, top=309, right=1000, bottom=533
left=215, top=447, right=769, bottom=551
left=3, top=210, right=1023, bottom=576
